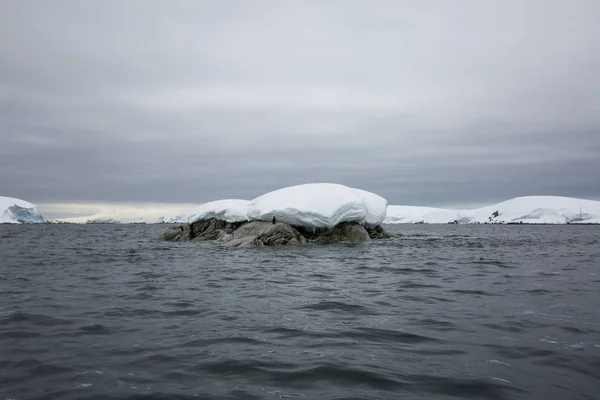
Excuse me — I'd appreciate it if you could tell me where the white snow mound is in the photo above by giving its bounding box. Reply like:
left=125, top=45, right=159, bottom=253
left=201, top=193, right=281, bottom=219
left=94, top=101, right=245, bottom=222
left=247, top=183, right=388, bottom=228
left=180, top=199, right=250, bottom=223
left=0, top=196, right=45, bottom=224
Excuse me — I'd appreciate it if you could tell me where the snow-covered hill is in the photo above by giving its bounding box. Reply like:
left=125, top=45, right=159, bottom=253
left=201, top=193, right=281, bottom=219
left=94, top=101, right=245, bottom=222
left=384, top=206, right=449, bottom=224
left=385, top=196, right=600, bottom=224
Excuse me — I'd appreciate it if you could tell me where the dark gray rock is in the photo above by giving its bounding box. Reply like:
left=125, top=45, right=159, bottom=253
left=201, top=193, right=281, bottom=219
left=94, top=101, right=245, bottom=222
left=159, top=218, right=243, bottom=242
left=222, top=221, right=307, bottom=247
left=310, top=222, right=371, bottom=244
left=366, top=225, right=390, bottom=239
left=160, top=224, right=189, bottom=241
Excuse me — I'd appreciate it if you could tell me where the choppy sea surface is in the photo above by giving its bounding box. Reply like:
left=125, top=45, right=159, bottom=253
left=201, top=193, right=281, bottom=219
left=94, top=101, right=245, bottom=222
left=0, top=224, right=599, bottom=400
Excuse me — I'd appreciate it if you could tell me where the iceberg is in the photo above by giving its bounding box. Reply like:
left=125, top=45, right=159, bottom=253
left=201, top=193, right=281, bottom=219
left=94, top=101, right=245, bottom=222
left=384, top=196, right=600, bottom=224
left=0, top=196, right=45, bottom=224
left=246, top=183, right=388, bottom=228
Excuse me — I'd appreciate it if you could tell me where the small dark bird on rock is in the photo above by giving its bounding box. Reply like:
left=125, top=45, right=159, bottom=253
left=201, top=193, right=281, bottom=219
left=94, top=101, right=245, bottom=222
left=272, top=216, right=276, bottom=224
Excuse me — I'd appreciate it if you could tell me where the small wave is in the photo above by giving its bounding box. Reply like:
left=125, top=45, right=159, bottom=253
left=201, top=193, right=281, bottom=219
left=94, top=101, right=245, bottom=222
left=82, top=392, right=221, bottom=400
left=484, top=344, right=556, bottom=360
left=126, top=353, right=177, bottom=367
left=133, top=271, right=165, bottom=279
left=400, top=281, right=442, bottom=289
left=1, top=329, right=42, bottom=338
left=1, top=359, right=74, bottom=385
left=182, top=336, right=265, bottom=348
left=345, top=327, right=439, bottom=344
left=195, top=360, right=409, bottom=390
left=525, top=288, right=552, bottom=294
left=473, top=259, right=516, bottom=269
left=482, top=322, right=525, bottom=333
left=298, top=301, right=372, bottom=314
left=263, top=326, right=308, bottom=339
left=162, top=309, right=212, bottom=317
left=560, top=326, right=591, bottom=334
left=533, top=352, right=600, bottom=379
left=78, top=324, right=112, bottom=335
left=414, top=318, right=457, bottom=331
left=309, top=273, right=332, bottom=279
left=412, top=374, right=524, bottom=399
left=307, top=286, right=339, bottom=294
left=0, top=312, right=74, bottom=327
left=451, top=289, right=497, bottom=296
left=137, top=284, right=161, bottom=291
left=162, top=301, right=193, bottom=308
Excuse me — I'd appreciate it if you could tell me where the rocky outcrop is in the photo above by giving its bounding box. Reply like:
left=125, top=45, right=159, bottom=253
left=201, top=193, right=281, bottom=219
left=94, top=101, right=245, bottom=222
left=366, top=225, right=390, bottom=239
left=222, top=221, right=307, bottom=247
left=296, top=222, right=371, bottom=245
left=160, top=218, right=243, bottom=241
left=315, top=223, right=372, bottom=244
left=161, top=218, right=389, bottom=247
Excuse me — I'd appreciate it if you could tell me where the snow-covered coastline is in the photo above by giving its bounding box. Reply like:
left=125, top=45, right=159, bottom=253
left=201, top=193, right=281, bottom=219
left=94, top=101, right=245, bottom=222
left=38, top=191, right=600, bottom=226
left=384, top=196, right=600, bottom=225
left=47, top=203, right=196, bottom=224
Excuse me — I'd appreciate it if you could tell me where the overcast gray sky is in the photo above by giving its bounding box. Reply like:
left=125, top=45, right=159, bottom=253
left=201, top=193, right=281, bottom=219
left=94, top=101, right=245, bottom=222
left=1, top=0, right=599, bottom=210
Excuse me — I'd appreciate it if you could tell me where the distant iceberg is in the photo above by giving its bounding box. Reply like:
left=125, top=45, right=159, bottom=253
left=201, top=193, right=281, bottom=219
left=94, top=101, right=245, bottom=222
left=0, top=196, right=45, bottom=224
left=384, top=196, right=600, bottom=225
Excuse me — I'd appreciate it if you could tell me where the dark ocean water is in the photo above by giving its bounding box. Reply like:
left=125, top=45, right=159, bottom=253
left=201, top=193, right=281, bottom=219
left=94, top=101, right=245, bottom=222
left=0, top=224, right=599, bottom=400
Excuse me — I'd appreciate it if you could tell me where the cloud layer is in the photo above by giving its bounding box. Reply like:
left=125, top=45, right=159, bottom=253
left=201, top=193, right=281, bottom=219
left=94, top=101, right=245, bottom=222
left=2, top=0, right=599, bottom=208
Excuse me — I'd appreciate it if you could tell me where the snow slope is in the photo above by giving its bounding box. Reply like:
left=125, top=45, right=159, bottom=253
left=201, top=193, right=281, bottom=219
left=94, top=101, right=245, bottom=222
left=0, top=196, right=45, bottom=224
left=384, top=205, right=449, bottom=224
left=385, top=196, right=600, bottom=224
left=247, top=183, right=388, bottom=228
left=178, top=199, right=250, bottom=223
